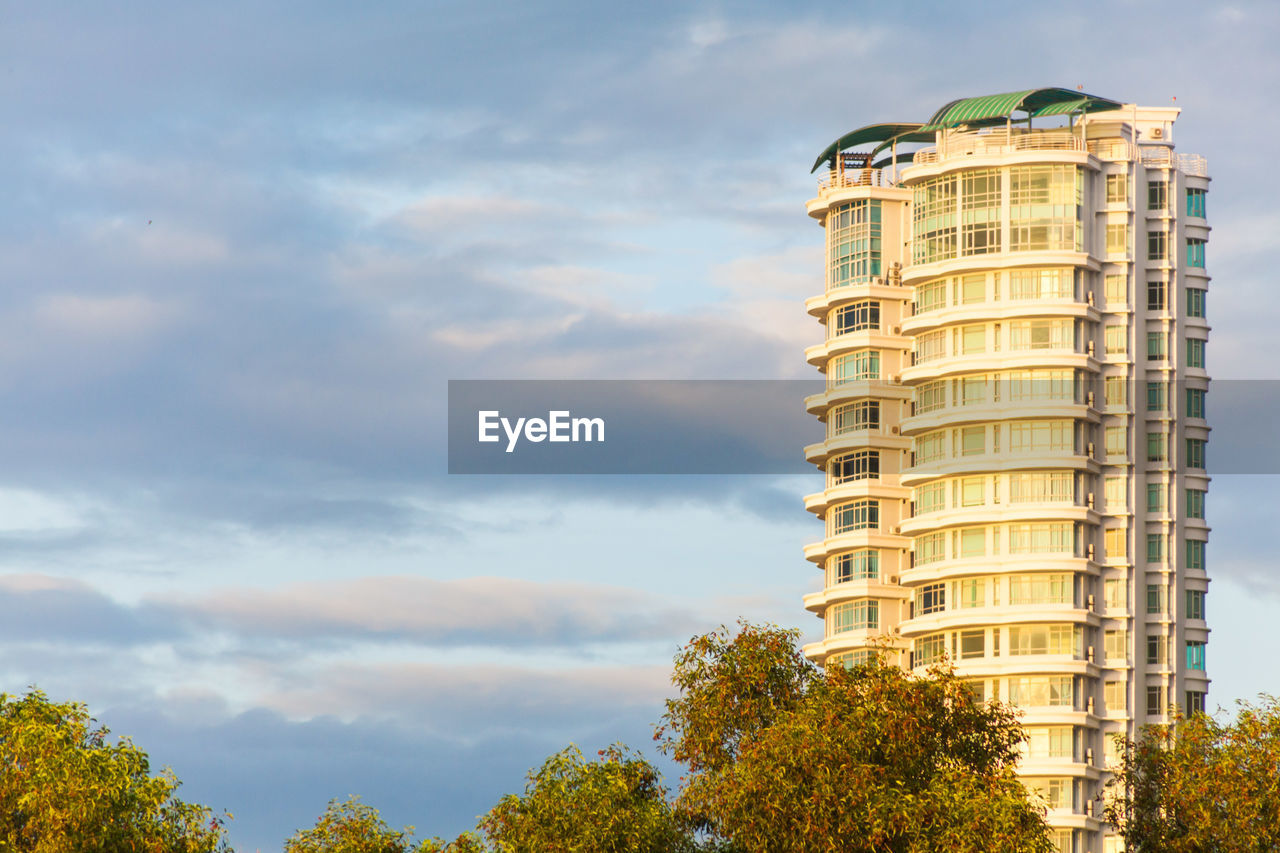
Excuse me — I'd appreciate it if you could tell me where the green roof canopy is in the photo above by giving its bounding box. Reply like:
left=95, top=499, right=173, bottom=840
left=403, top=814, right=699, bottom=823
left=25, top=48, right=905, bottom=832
left=812, top=87, right=1125, bottom=172
left=809, top=123, right=926, bottom=173
left=922, top=87, right=1122, bottom=131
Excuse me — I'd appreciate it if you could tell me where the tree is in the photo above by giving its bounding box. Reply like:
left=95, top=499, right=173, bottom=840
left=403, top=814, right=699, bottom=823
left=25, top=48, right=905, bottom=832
left=1105, top=696, right=1280, bottom=852
left=657, top=623, right=1054, bottom=853
left=284, top=796, right=420, bottom=853
left=0, top=688, right=230, bottom=853
left=465, top=744, right=695, bottom=853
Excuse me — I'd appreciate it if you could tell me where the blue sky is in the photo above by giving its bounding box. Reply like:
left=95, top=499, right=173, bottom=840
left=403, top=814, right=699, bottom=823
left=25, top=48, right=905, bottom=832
left=3, top=1, right=1280, bottom=849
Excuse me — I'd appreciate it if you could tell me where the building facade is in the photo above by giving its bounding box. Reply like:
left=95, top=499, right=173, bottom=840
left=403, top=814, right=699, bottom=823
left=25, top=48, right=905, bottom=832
left=802, top=89, right=1210, bottom=853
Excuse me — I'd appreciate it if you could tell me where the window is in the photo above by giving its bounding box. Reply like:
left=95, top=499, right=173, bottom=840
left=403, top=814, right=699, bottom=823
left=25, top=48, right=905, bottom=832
left=1105, top=376, right=1127, bottom=406
left=1148, top=686, right=1166, bottom=717
left=955, top=526, right=986, bottom=558
left=956, top=324, right=985, bottom=354
left=1105, top=426, right=1127, bottom=457
left=1188, top=338, right=1205, bottom=368
left=1146, top=583, right=1165, bottom=614
left=958, top=426, right=984, bottom=457
left=1010, top=420, right=1074, bottom=454
left=1187, top=691, right=1207, bottom=715
left=916, top=279, right=946, bottom=313
left=1008, top=574, right=1072, bottom=605
left=1147, top=533, right=1166, bottom=563
left=829, top=350, right=880, bottom=385
left=832, top=299, right=881, bottom=335
left=1009, top=318, right=1072, bottom=351
left=1009, top=268, right=1073, bottom=300
left=953, top=578, right=985, bottom=609
left=1105, top=681, right=1127, bottom=714
left=1147, top=279, right=1166, bottom=310
left=1105, top=476, right=1126, bottom=510
left=1107, top=223, right=1129, bottom=255
left=914, top=531, right=945, bottom=565
left=1186, top=388, right=1206, bottom=419
left=830, top=450, right=880, bottom=484
left=1186, top=187, right=1206, bottom=218
left=1186, top=438, right=1207, bottom=469
left=1147, top=181, right=1167, bottom=210
left=915, top=381, right=945, bottom=414
left=1009, top=675, right=1074, bottom=707
left=1187, top=538, right=1206, bottom=570
left=1105, top=578, right=1127, bottom=609
left=914, top=632, right=946, bottom=667
left=1147, top=432, right=1167, bottom=462
left=913, top=177, right=957, bottom=265
left=1105, top=629, right=1128, bottom=660
left=1186, top=238, right=1206, bottom=268
left=830, top=599, right=878, bottom=633
left=1187, top=287, right=1206, bottom=317
left=1147, top=381, right=1167, bottom=412
left=830, top=549, right=879, bottom=584
left=1186, top=488, right=1206, bottom=518
left=1104, top=528, right=1127, bottom=561
left=1009, top=523, right=1075, bottom=555
left=830, top=401, right=880, bottom=436
left=1147, top=231, right=1167, bottom=261
left=1146, top=635, right=1167, bottom=665
left=916, top=583, right=946, bottom=615
left=958, top=629, right=986, bottom=659
left=1146, top=331, right=1166, bottom=361
left=957, top=477, right=985, bottom=507
left=1106, top=173, right=1127, bottom=204
left=1146, top=483, right=1166, bottom=513
left=828, top=199, right=882, bottom=288
left=914, top=430, right=944, bottom=464
left=1105, top=273, right=1127, bottom=305
left=914, top=481, right=945, bottom=514
left=1009, top=624, right=1079, bottom=656
left=1009, top=165, right=1082, bottom=252
left=1024, top=726, right=1077, bottom=761
left=955, top=273, right=987, bottom=303
left=961, top=170, right=1002, bottom=256
left=1186, top=641, right=1206, bottom=671
left=830, top=500, right=879, bottom=535
left=915, top=330, right=946, bottom=363
left=1186, top=589, right=1205, bottom=620
left=1104, top=325, right=1127, bottom=354
left=1008, top=471, right=1073, bottom=503
left=957, top=376, right=987, bottom=407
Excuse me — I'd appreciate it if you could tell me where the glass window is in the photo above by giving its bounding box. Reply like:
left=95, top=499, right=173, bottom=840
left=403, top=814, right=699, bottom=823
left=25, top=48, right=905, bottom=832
left=827, top=200, right=883, bottom=289
left=1147, top=381, right=1167, bottom=412
left=1105, top=426, right=1127, bottom=457
left=1186, top=438, right=1207, bottom=469
left=1009, top=268, right=1073, bottom=300
left=1186, top=187, right=1206, bottom=218
left=1105, top=578, right=1127, bottom=609
left=914, top=531, right=945, bottom=565
left=1009, top=523, right=1076, bottom=556
left=1187, top=691, right=1207, bottom=715
left=1105, top=629, right=1128, bottom=660
left=1147, top=533, right=1166, bottom=563
left=913, top=632, right=946, bottom=667
left=830, top=599, right=879, bottom=633
left=829, top=350, right=881, bottom=386
left=952, top=578, right=985, bottom=609
left=1186, top=238, right=1206, bottom=268
left=916, top=582, right=946, bottom=615
left=1105, top=476, right=1126, bottom=510
left=1105, top=681, right=1127, bottom=714
left=832, top=299, right=881, bottom=335
left=1105, top=274, right=1128, bottom=305
left=1146, top=332, right=1166, bottom=360
left=1147, top=231, right=1167, bottom=261
left=1186, top=641, right=1206, bottom=671
left=915, top=380, right=946, bottom=414
left=956, top=324, right=985, bottom=354
left=1008, top=624, right=1080, bottom=656
left=1105, top=527, right=1128, bottom=561
left=1107, top=223, right=1129, bottom=255
left=829, top=549, right=879, bottom=584
left=1187, top=287, right=1206, bottom=318
left=1186, top=589, right=1206, bottom=620
left=958, top=629, right=986, bottom=660
left=1186, top=388, right=1207, bottom=419
left=913, top=177, right=957, bottom=265
left=956, top=526, right=986, bottom=558
left=1146, top=483, right=1165, bottom=513
left=1147, top=279, right=1166, bottom=310
left=1146, top=635, right=1167, bottom=664
left=916, top=279, right=946, bottom=313
left=1105, top=376, right=1127, bottom=406
left=1186, top=488, right=1206, bottom=518
left=1009, top=676, right=1074, bottom=708
left=829, top=401, right=880, bottom=436
left=1147, top=432, right=1167, bottom=462
left=1106, top=173, right=1127, bottom=204
left=1105, top=325, right=1127, bottom=355
left=1187, top=538, right=1206, bottom=570
left=914, top=430, right=944, bottom=464
left=1147, top=181, right=1167, bottom=210
left=1146, top=583, right=1165, bottom=614
left=1008, top=574, right=1072, bottom=605
left=830, top=450, right=880, bottom=485
left=830, top=499, right=879, bottom=535
left=959, top=426, right=984, bottom=457
left=1009, top=165, right=1082, bottom=252
left=1188, top=338, right=1205, bottom=368
left=960, top=170, right=1002, bottom=256
left=1008, top=471, right=1073, bottom=503
left=914, top=481, right=945, bottom=515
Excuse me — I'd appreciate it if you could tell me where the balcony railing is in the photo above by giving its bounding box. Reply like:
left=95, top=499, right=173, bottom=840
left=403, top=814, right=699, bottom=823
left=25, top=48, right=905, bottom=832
left=1138, top=146, right=1209, bottom=176
left=913, top=128, right=1084, bottom=166
left=818, top=167, right=892, bottom=192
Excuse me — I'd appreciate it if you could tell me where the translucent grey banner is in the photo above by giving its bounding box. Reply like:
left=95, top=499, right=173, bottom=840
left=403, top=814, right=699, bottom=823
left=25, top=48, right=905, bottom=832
left=447, top=379, right=1267, bottom=475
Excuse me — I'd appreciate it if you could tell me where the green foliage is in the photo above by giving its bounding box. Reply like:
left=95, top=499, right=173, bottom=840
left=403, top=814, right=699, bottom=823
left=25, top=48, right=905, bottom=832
left=473, top=744, right=695, bottom=853
left=658, top=624, right=1054, bottom=853
left=1106, top=695, right=1280, bottom=852
left=0, top=688, right=230, bottom=853
left=284, top=796, right=422, bottom=853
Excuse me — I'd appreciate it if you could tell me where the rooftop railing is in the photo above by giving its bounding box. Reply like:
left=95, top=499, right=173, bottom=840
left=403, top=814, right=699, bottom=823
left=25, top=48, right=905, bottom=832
left=818, top=167, right=893, bottom=192
left=913, top=128, right=1084, bottom=166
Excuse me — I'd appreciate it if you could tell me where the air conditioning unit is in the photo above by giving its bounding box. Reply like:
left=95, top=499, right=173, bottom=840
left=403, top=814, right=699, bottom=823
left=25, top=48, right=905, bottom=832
left=1086, top=748, right=1094, bottom=764
left=890, top=426, right=900, bottom=435
left=1087, top=594, right=1096, bottom=609
left=886, top=575, right=898, bottom=584
left=1087, top=290, right=1095, bottom=306
left=1087, top=491, right=1095, bottom=509
left=1151, top=127, right=1164, bottom=139
left=1087, top=696, right=1095, bottom=714
left=888, top=373, right=901, bottom=384
left=1087, top=342, right=1096, bottom=357
left=1087, top=442, right=1095, bottom=456
left=1087, top=543, right=1096, bottom=560
left=1087, top=645, right=1095, bottom=662
left=891, top=525, right=901, bottom=535
left=1087, top=390, right=1095, bottom=406
left=892, top=326, right=902, bottom=335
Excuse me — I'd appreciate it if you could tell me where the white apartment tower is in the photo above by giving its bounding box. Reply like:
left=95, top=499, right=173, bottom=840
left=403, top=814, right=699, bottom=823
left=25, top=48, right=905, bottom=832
left=802, top=89, right=1210, bottom=853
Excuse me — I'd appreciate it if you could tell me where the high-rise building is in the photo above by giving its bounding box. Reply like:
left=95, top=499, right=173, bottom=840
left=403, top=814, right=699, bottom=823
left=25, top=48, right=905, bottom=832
left=801, top=89, right=1210, bottom=853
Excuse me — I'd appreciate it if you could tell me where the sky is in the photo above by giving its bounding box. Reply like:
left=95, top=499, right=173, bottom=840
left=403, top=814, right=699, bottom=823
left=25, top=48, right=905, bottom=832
left=3, top=1, right=1280, bottom=849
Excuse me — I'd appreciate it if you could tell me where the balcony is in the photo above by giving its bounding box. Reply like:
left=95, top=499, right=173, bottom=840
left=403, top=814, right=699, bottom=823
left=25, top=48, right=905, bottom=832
left=913, top=128, right=1084, bottom=166
left=817, top=166, right=894, bottom=193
